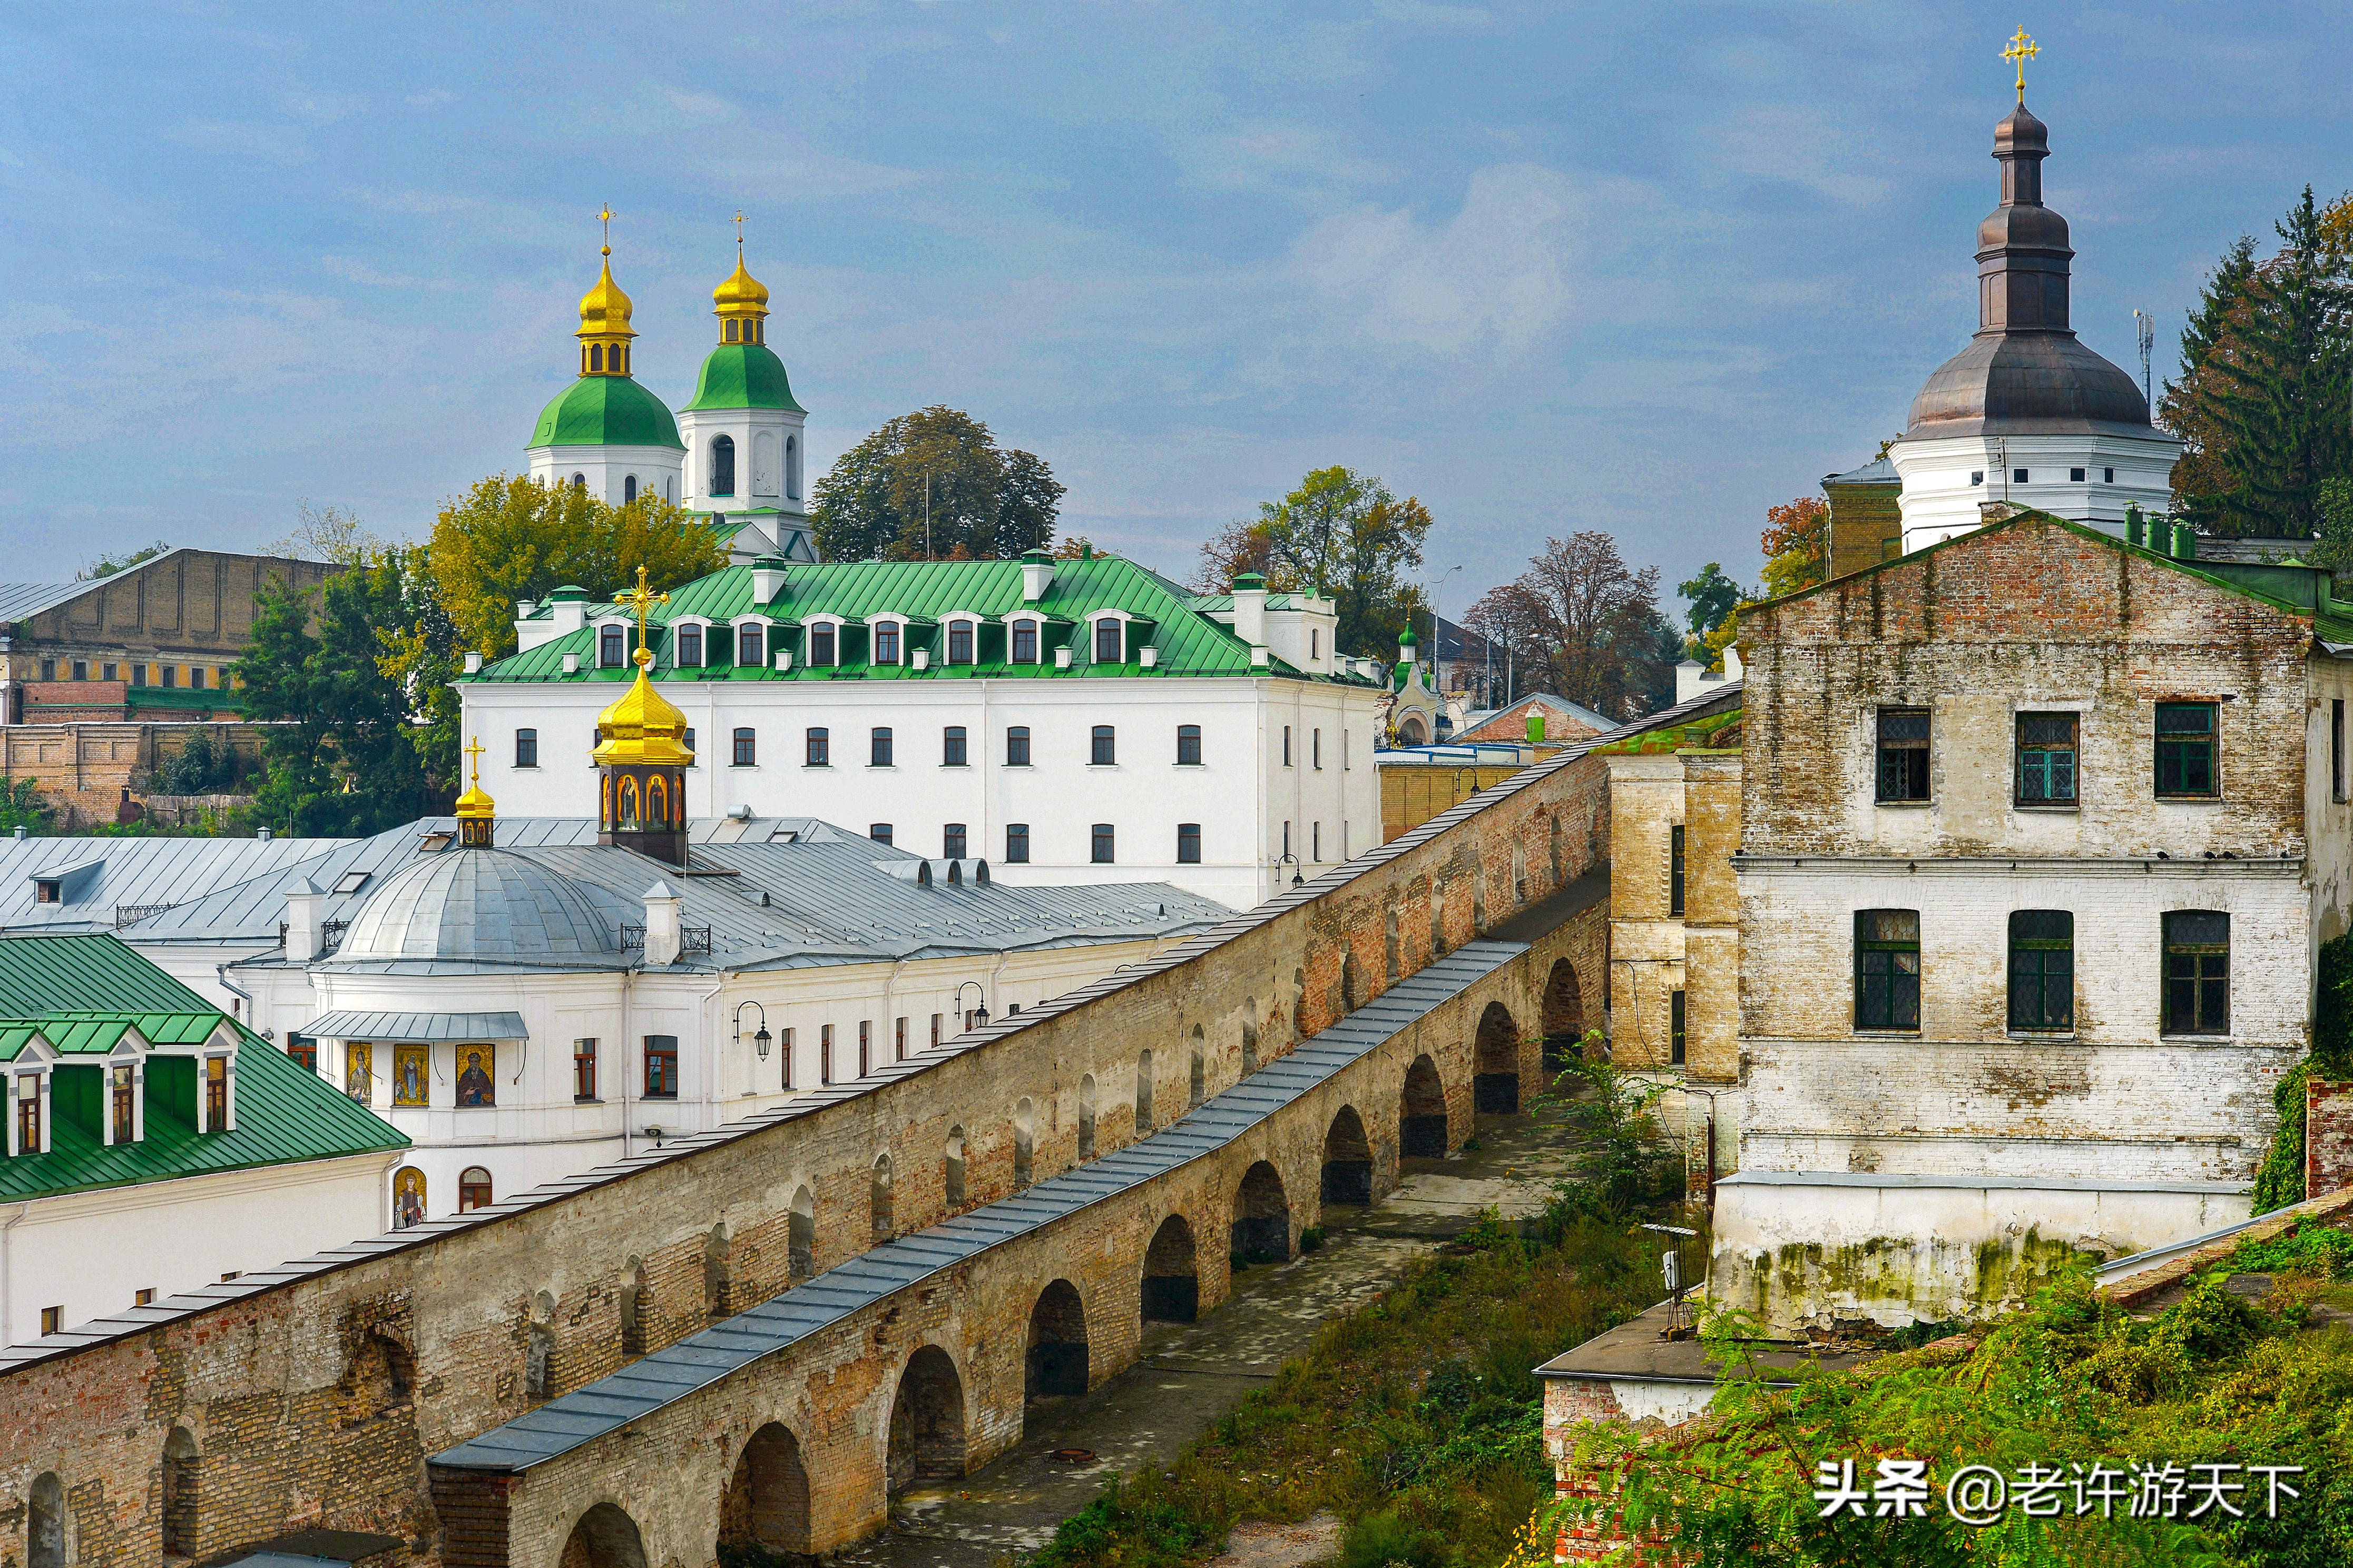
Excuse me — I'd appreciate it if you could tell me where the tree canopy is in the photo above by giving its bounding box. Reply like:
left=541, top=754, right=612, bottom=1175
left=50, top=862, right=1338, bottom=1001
left=1198, top=467, right=1432, bottom=657
left=809, top=406, right=1064, bottom=561
left=1462, top=531, right=1674, bottom=719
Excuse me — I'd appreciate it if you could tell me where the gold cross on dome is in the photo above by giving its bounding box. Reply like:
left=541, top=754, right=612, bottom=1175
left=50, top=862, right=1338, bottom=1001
left=597, top=203, right=615, bottom=256
left=2003, top=27, right=2039, bottom=100
left=734, top=208, right=746, bottom=251
left=465, top=734, right=484, bottom=786
left=615, top=564, right=669, bottom=667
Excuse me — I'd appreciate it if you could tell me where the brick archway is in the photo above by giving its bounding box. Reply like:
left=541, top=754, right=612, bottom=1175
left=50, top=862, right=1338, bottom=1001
left=1141, top=1214, right=1199, bottom=1323
left=886, top=1346, right=965, bottom=1495
left=1400, top=1054, right=1447, bottom=1158
left=718, top=1423, right=810, bottom=1559
left=1473, top=1001, right=1522, bottom=1113
left=1025, top=1280, right=1088, bottom=1404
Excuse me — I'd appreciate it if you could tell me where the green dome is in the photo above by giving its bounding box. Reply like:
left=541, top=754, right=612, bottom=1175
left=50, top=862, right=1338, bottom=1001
left=530, top=376, right=685, bottom=450
left=682, top=343, right=806, bottom=414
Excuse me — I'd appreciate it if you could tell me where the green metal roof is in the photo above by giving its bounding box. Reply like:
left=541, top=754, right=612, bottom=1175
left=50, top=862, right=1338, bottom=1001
left=126, top=685, right=243, bottom=714
left=529, top=376, right=686, bottom=450
left=0, top=933, right=405, bottom=1201
left=468, top=555, right=1383, bottom=686
left=681, top=343, right=805, bottom=414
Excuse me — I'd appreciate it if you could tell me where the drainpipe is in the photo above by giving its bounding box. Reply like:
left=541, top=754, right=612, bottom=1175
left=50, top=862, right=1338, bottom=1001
left=621, top=968, right=635, bottom=1160
left=2, top=1200, right=30, bottom=1348
left=696, top=975, right=724, bottom=1127
left=215, top=963, right=255, bottom=1023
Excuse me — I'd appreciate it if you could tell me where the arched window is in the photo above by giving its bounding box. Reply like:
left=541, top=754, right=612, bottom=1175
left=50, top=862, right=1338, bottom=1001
left=162, top=1427, right=199, bottom=1556
left=727, top=319, right=740, bottom=343
left=1077, top=1074, right=1097, bottom=1159
left=1012, top=619, right=1038, bottom=663
left=573, top=473, right=587, bottom=491
left=948, top=621, right=974, bottom=664
left=738, top=622, right=765, bottom=667
left=1014, top=1098, right=1034, bottom=1189
left=591, top=343, right=604, bottom=372
left=677, top=624, right=703, bottom=666
left=944, top=1128, right=967, bottom=1209
left=1094, top=619, right=1122, bottom=663
left=458, top=1166, right=492, bottom=1211
left=786, top=435, right=800, bottom=500
left=1135, top=1049, right=1154, bottom=1132
left=871, top=1153, right=894, bottom=1240
left=29, top=1472, right=63, bottom=1568
left=711, top=435, right=737, bottom=498
left=873, top=622, right=901, bottom=665
left=623, top=474, right=638, bottom=504
left=810, top=624, right=836, bottom=665
left=620, top=1260, right=650, bottom=1354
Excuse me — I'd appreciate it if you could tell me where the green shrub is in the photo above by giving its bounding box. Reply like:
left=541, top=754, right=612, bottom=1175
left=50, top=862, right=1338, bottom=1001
left=2253, top=1062, right=2311, bottom=1215
left=1337, top=1511, right=1444, bottom=1568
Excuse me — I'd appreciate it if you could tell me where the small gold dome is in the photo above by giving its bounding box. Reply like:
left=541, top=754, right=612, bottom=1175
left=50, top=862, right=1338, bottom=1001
left=455, top=735, right=496, bottom=847
left=454, top=780, right=496, bottom=820
left=714, top=252, right=769, bottom=313
left=578, top=258, right=637, bottom=342
left=594, top=647, right=695, bottom=767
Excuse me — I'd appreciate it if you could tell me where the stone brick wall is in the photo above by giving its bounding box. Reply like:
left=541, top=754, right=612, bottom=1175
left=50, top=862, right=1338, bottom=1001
left=2309, top=1078, right=2353, bottom=1199
left=1, top=724, right=266, bottom=829
left=1825, top=475, right=1901, bottom=582
left=0, top=689, right=1708, bottom=1568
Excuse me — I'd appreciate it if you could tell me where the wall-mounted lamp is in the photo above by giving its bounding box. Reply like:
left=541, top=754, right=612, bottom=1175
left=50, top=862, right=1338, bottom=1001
left=954, top=980, right=990, bottom=1030
left=733, top=1000, right=772, bottom=1059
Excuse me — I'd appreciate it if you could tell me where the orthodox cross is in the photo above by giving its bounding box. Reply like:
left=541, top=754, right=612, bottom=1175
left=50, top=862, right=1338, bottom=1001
left=598, top=203, right=615, bottom=257
left=465, top=734, right=485, bottom=786
left=734, top=208, right=746, bottom=253
left=615, top=564, right=669, bottom=667
left=2002, top=27, right=2038, bottom=100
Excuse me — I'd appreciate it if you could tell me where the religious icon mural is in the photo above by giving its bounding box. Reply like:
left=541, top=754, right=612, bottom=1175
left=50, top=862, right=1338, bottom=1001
left=394, top=1045, right=429, bottom=1107
left=393, top=1166, right=426, bottom=1228
left=345, top=1043, right=372, bottom=1103
left=455, top=1046, right=496, bottom=1108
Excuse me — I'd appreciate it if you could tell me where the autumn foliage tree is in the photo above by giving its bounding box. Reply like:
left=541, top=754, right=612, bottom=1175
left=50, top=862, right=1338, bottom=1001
left=810, top=406, right=1064, bottom=561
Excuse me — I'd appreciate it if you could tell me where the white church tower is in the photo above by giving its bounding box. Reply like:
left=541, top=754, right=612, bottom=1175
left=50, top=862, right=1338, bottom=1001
left=1889, top=81, right=2180, bottom=553
left=523, top=220, right=687, bottom=508
left=675, top=236, right=817, bottom=563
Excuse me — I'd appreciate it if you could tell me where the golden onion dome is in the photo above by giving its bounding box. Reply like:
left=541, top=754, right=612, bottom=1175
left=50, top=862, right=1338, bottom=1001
left=593, top=648, right=695, bottom=767
left=713, top=251, right=770, bottom=313
left=454, top=779, right=496, bottom=820
left=454, top=734, right=497, bottom=846
left=577, top=257, right=636, bottom=341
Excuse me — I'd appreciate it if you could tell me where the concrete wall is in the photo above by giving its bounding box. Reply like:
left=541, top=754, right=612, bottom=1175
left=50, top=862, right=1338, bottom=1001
left=0, top=693, right=1653, bottom=1568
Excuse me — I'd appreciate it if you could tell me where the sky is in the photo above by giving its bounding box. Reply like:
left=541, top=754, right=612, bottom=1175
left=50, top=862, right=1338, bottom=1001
left=1, top=3, right=2345, bottom=621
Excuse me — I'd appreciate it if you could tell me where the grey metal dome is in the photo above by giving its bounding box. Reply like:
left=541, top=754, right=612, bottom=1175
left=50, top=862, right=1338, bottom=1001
left=338, top=850, right=628, bottom=965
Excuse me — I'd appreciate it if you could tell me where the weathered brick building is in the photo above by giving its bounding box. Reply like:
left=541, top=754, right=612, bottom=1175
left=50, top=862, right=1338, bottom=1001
left=1714, top=512, right=2348, bottom=1330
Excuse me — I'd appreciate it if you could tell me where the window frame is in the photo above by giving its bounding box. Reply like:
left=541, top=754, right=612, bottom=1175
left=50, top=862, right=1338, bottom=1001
left=943, top=822, right=968, bottom=859
left=573, top=1038, right=598, bottom=1101
left=809, top=622, right=838, bottom=666
left=1176, top=724, right=1201, bottom=766
left=1093, top=618, right=1123, bottom=663
left=1006, top=725, right=1031, bottom=766
left=2154, top=702, right=2219, bottom=800
left=943, top=726, right=968, bottom=767
left=872, top=619, right=901, bottom=666
left=805, top=727, right=829, bottom=767
left=1005, top=822, right=1030, bottom=862
left=869, top=824, right=893, bottom=846
left=1011, top=618, right=1038, bottom=664
left=736, top=622, right=765, bottom=668
left=2015, top=712, right=2080, bottom=806
left=2161, top=911, right=2230, bottom=1036
left=1177, top=822, right=1201, bottom=864
left=732, top=727, right=757, bottom=767
left=675, top=622, right=703, bottom=667
left=644, top=1035, right=679, bottom=1099
left=870, top=727, right=894, bottom=768
left=1669, top=989, right=1687, bottom=1066
left=599, top=624, right=626, bottom=668
left=1875, top=707, right=1931, bottom=803
left=2006, top=910, right=2075, bottom=1032
left=1090, top=725, right=1115, bottom=766
left=1669, top=825, right=1686, bottom=917
left=1091, top=823, right=1114, bottom=864
left=947, top=619, right=974, bottom=665
left=1853, top=910, right=1922, bottom=1032
left=515, top=728, right=538, bottom=769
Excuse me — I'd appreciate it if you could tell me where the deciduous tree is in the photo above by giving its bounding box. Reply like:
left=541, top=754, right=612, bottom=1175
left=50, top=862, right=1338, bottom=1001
left=810, top=406, right=1064, bottom=561
left=1251, top=467, right=1433, bottom=655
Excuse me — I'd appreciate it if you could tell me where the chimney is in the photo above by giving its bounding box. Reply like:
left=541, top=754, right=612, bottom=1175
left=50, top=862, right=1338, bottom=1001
left=1021, top=548, right=1055, bottom=603
left=1724, top=645, right=1743, bottom=681
left=463, top=651, right=484, bottom=674
left=750, top=555, right=788, bottom=603
left=1675, top=658, right=1705, bottom=704
left=1231, top=571, right=1268, bottom=649
left=284, top=877, right=326, bottom=960
left=642, top=880, right=682, bottom=967
left=515, top=598, right=536, bottom=621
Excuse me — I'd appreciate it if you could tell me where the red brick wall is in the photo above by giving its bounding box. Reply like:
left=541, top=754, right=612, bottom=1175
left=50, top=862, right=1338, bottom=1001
left=2308, top=1079, right=2353, bottom=1199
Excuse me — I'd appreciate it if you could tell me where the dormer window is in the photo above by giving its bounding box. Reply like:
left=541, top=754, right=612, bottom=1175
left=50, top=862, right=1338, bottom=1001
left=811, top=624, right=837, bottom=666
left=1310, top=629, right=1320, bottom=661
left=33, top=879, right=59, bottom=905
left=1012, top=619, right=1038, bottom=663
left=600, top=625, right=626, bottom=667
left=111, top=1064, right=135, bottom=1143
left=204, top=1054, right=230, bottom=1133
left=676, top=623, right=704, bottom=667
left=1094, top=619, right=1122, bottom=663
left=737, top=623, right=765, bottom=667
left=13, top=1071, right=43, bottom=1156
left=874, top=622, right=901, bottom=665
left=948, top=620, right=974, bottom=665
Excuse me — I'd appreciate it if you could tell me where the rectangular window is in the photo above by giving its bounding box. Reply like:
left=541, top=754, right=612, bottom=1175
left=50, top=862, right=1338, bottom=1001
left=1007, top=726, right=1031, bottom=766
left=1283, top=820, right=1290, bottom=859
left=820, top=1024, right=833, bottom=1083
left=931, top=1014, right=942, bottom=1047
left=161, top=665, right=177, bottom=688
left=1091, top=725, right=1115, bottom=765
left=2014, top=467, right=2029, bottom=484
left=1312, top=821, right=1321, bottom=860
left=1283, top=725, right=1292, bottom=766
left=1177, top=724, right=1201, bottom=765
left=37, top=658, right=54, bottom=681
left=895, top=1017, right=907, bottom=1060
left=811, top=624, right=836, bottom=665
left=2007, top=911, right=2074, bottom=1031
left=2155, top=702, right=2218, bottom=798
left=2163, top=911, right=2229, bottom=1035
left=189, top=666, right=207, bottom=690
left=1095, top=619, right=1122, bottom=662
left=948, top=620, right=974, bottom=664
left=1012, top=619, right=1037, bottom=663
left=1092, top=823, right=1114, bottom=863
left=943, top=726, right=967, bottom=766
left=1178, top=822, right=1200, bottom=863
left=515, top=728, right=539, bottom=768
left=1854, top=910, right=1921, bottom=1030
left=1670, top=989, right=1686, bottom=1066
left=684, top=727, right=697, bottom=762
left=101, top=663, right=117, bottom=682
left=41, top=1306, right=59, bottom=1336
left=393, top=1044, right=428, bottom=1106
left=738, top=624, right=764, bottom=666
left=944, top=823, right=967, bottom=859
left=574, top=1038, right=597, bottom=1101
left=17, top=1078, right=40, bottom=1156
left=858, top=1021, right=871, bottom=1077
left=1313, top=729, right=1322, bottom=769
left=644, top=1036, right=679, bottom=1098
left=1669, top=825, right=1686, bottom=917
left=2105, top=467, right=2115, bottom=484
left=1310, top=628, right=1320, bottom=660
left=870, top=823, right=893, bottom=846
left=112, top=1064, right=134, bottom=1143
left=806, top=727, right=829, bottom=766
left=2337, top=699, right=2347, bottom=803
left=130, top=663, right=147, bottom=687
left=287, top=1034, right=317, bottom=1072
left=1876, top=707, right=1930, bottom=802
left=600, top=625, right=626, bottom=667
left=135, top=1288, right=154, bottom=1306
left=2071, top=467, right=2087, bottom=483
left=871, top=727, right=893, bottom=767
left=781, top=1027, right=796, bottom=1089
left=1006, top=823, right=1030, bottom=862
left=677, top=623, right=702, bottom=666
left=204, top=1056, right=227, bottom=1131
left=72, top=660, right=89, bottom=682
left=874, top=622, right=901, bottom=664
left=733, top=727, right=757, bottom=766
left=2016, top=713, right=2079, bottom=804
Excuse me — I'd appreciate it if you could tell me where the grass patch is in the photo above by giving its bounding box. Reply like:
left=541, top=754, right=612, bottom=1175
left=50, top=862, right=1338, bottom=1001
left=1025, top=1207, right=1672, bottom=1568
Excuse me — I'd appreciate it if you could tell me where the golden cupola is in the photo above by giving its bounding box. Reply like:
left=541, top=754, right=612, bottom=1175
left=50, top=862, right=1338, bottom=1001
left=713, top=214, right=770, bottom=345
left=454, top=736, right=497, bottom=848
left=594, top=567, right=692, bottom=866
left=577, top=205, right=638, bottom=378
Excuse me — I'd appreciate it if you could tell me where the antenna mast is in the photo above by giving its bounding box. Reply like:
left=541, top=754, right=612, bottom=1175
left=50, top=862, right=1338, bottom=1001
left=2134, top=308, right=2156, bottom=418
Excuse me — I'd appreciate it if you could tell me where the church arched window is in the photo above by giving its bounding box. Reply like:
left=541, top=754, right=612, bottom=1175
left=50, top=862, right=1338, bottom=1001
left=726, top=319, right=740, bottom=343
left=590, top=343, right=604, bottom=373
left=623, top=474, right=637, bottom=504
left=786, top=436, right=800, bottom=500
left=711, top=436, right=736, bottom=498
left=572, top=473, right=586, bottom=490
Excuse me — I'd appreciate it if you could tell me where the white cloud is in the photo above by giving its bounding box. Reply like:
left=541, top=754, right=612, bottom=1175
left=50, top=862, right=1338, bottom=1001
left=1284, top=163, right=1579, bottom=358
left=1706, top=105, right=1888, bottom=206
left=164, top=119, right=312, bottom=167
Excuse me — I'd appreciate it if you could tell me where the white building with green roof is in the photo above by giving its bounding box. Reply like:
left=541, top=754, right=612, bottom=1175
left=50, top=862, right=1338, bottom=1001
left=0, top=933, right=405, bottom=1347
left=465, top=557, right=1385, bottom=908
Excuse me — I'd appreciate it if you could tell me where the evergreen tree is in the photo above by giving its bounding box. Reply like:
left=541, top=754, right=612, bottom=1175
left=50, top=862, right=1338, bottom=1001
left=2162, top=233, right=2259, bottom=510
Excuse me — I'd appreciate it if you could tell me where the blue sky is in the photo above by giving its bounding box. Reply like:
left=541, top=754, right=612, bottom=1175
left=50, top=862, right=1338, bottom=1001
left=1, top=3, right=2343, bottom=616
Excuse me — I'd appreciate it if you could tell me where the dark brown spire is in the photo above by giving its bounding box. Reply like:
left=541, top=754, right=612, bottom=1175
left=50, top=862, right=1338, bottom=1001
left=1976, top=101, right=2073, bottom=333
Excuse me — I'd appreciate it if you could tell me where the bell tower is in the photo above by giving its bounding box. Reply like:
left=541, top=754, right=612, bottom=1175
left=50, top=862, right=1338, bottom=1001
left=593, top=567, right=692, bottom=866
